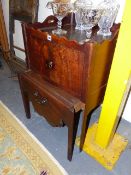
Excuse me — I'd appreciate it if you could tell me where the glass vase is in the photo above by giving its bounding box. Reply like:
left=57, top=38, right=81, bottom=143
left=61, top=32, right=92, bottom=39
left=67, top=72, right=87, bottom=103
left=97, top=0, right=120, bottom=37
left=74, top=0, right=90, bottom=31
left=46, top=1, right=71, bottom=35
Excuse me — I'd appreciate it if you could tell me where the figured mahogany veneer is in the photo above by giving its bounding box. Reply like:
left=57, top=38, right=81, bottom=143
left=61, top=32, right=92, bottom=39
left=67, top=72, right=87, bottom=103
left=20, top=14, right=120, bottom=160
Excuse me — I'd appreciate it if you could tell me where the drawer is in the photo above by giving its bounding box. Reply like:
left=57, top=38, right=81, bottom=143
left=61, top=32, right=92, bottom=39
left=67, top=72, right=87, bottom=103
left=19, top=71, right=85, bottom=127
left=21, top=77, right=66, bottom=126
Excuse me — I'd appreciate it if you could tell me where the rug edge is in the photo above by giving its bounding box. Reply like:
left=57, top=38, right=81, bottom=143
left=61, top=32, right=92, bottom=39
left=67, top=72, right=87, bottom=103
left=0, top=101, right=68, bottom=175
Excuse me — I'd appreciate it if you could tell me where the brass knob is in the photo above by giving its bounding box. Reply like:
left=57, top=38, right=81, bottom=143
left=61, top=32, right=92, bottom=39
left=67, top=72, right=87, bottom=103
left=46, top=60, right=54, bottom=69
left=33, top=91, right=38, bottom=96
left=41, top=97, right=48, bottom=104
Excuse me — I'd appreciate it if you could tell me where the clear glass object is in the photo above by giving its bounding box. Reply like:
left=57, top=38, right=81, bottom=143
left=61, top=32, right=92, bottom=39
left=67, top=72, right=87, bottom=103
left=74, top=0, right=104, bottom=38
left=97, top=0, right=120, bottom=37
left=46, top=1, right=71, bottom=35
left=74, top=0, right=90, bottom=30
left=75, top=10, right=84, bottom=30
left=82, top=4, right=104, bottom=38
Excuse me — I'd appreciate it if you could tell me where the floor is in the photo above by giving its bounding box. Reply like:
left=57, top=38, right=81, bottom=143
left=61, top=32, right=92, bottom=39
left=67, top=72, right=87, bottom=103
left=0, top=57, right=131, bottom=175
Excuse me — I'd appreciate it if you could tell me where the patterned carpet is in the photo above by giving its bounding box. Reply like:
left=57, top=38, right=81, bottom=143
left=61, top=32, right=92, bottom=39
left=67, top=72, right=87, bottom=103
left=0, top=101, right=67, bottom=175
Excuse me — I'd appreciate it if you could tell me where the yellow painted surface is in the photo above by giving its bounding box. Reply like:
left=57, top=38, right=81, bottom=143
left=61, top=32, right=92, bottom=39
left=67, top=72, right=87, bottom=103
left=95, top=0, right=131, bottom=148
left=76, top=123, right=128, bottom=170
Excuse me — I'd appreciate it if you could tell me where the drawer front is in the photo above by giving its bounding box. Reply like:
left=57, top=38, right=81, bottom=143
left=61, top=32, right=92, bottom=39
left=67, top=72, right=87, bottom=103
left=26, top=31, right=85, bottom=99
left=21, top=76, right=72, bottom=126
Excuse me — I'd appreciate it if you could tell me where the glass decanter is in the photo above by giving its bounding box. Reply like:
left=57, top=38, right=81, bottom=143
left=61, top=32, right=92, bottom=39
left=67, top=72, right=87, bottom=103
left=74, top=0, right=91, bottom=30
left=97, top=0, right=120, bottom=37
left=81, top=1, right=104, bottom=38
left=46, top=1, right=71, bottom=35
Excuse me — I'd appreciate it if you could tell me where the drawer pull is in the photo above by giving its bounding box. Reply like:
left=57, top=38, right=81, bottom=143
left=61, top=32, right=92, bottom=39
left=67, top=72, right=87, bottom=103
left=33, top=91, right=48, bottom=104
left=35, top=97, right=48, bottom=105
left=46, top=60, right=54, bottom=69
left=41, top=98, right=48, bottom=104
left=33, top=91, right=38, bottom=96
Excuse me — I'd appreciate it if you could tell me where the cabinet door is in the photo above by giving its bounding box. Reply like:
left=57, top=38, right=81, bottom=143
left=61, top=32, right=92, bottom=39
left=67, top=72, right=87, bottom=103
left=42, top=42, right=85, bottom=99
left=26, top=28, right=87, bottom=100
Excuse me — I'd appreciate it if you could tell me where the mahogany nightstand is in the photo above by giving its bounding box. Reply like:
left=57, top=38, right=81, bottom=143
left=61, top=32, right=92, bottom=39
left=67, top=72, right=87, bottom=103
left=19, top=14, right=119, bottom=160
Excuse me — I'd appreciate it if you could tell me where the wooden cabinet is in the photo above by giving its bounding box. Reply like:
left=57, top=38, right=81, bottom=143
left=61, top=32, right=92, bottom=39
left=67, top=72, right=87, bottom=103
left=19, top=14, right=119, bottom=160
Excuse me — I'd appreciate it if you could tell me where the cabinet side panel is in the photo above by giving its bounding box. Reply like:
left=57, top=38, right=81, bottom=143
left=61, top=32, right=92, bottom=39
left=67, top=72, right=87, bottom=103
left=85, top=37, right=117, bottom=114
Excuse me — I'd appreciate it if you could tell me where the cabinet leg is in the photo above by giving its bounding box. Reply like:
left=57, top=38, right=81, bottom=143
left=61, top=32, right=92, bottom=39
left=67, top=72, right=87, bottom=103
left=22, top=91, right=31, bottom=119
left=68, top=111, right=80, bottom=161
left=18, top=74, right=31, bottom=119
left=80, top=109, right=93, bottom=151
